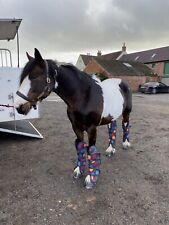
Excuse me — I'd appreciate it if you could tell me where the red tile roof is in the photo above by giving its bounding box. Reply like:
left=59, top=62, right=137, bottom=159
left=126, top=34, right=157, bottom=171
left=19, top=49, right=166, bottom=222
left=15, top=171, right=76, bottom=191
left=120, top=46, right=169, bottom=63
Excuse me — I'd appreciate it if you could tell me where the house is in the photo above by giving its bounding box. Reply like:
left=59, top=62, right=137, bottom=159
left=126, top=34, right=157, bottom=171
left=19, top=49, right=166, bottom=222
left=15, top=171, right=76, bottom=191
left=100, top=43, right=127, bottom=61
left=76, top=53, right=94, bottom=71
left=119, top=46, right=169, bottom=79
left=84, top=58, right=157, bottom=91
left=76, top=43, right=127, bottom=71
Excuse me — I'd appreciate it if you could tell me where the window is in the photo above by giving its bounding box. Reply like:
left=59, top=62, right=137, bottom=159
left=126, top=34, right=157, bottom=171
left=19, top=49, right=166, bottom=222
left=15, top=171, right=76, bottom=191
left=152, top=63, right=156, bottom=68
left=164, top=61, right=169, bottom=75
left=135, top=56, right=139, bottom=61
left=151, top=53, right=156, bottom=58
left=123, top=62, right=132, bottom=68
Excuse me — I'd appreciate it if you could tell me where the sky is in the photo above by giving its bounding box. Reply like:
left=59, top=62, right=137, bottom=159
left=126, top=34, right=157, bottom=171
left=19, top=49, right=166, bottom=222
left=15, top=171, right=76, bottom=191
left=0, top=0, right=169, bottom=67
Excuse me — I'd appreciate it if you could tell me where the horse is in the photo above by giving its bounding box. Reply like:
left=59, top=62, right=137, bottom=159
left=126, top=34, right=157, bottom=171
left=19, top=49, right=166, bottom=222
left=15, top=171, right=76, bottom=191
left=15, top=48, right=132, bottom=189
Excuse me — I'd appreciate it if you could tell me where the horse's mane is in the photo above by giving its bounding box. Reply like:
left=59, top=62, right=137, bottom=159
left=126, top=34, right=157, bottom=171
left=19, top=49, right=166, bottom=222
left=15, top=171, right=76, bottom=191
left=60, top=63, right=94, bottom=81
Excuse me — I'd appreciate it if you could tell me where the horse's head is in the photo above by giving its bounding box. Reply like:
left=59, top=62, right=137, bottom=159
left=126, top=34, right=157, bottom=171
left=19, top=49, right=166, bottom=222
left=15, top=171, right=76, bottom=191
left=15, top=48, right=55, bottom=115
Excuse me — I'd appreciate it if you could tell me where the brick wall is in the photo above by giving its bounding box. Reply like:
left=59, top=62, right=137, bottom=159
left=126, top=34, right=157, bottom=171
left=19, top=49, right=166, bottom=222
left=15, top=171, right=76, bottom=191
left=111, top=75, right=157, bottom=92
left=146, top=62, right=164, bottom=76
left=84, top=60, right=158, bottom=92
left=84, top=60, right=107, bottom=76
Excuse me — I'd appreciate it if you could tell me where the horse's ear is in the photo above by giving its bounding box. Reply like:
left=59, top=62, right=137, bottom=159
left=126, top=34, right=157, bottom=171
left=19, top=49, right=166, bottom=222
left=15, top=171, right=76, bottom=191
left=34, top=48, right=44, bottom=65
left=26, top=52, right=34, bottom=61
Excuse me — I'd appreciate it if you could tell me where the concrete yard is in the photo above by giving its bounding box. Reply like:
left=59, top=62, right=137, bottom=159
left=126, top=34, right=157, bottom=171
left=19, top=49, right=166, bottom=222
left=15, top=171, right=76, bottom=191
left=0, top=94, right=169, bottom=225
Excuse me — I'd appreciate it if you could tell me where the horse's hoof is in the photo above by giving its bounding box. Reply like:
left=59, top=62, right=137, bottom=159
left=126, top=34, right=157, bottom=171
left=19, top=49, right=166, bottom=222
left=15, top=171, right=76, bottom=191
left=73, top=166, right=83, bottom=179
left=106, top=152, right=114, bottom=157
left=84, top=175, right=97, bottom=189
left=105, top=145, right=116, bottom=157
left=122, top=140, right=131, bottom=150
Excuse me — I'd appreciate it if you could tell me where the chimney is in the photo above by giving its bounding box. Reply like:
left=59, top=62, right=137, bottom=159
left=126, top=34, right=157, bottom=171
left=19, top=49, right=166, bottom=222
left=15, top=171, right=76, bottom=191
left=97, top=50, right=102, bottom=56
left=122, top=43, right=126, bottom=52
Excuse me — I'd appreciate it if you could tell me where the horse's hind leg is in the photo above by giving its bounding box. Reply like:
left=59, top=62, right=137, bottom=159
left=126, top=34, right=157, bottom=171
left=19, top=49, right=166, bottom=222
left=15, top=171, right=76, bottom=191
left=122, top=110, right=131, bottom=149
left=72, top=126, right=87, bottom=179
left=85, top=125, right=101, bottom=189
left=105, top=120, right=117, bottom=157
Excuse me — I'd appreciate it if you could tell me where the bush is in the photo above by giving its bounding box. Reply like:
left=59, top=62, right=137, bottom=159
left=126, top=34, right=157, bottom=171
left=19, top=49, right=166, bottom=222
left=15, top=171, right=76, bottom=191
left=95, top=73, right=108, bottom=81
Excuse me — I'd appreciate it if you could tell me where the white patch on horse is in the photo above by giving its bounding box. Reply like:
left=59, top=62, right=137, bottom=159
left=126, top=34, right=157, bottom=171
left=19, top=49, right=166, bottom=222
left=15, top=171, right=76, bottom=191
left=92, top=74, right=101, bottom=83
left=85, top=175, right=92, bottom=186
left=123, top=140, right=131, bottom=149
left=98, top=79, right=124, bottom=120
left=73, top=166, right=81, bottom=178
left=15, top=76, right=31, bottom=107
left=105, top=144, right=116, bottom=155
left=55, top=81, right=58, bottom=89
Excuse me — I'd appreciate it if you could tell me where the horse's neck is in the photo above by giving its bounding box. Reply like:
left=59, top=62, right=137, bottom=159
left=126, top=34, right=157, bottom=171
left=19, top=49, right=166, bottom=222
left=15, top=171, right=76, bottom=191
left=53, top=66, right=81, bottom=107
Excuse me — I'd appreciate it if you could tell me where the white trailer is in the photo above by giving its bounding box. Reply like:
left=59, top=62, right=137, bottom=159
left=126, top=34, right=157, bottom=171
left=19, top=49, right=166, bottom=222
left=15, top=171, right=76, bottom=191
left=0, top=19, right=43, bottom=138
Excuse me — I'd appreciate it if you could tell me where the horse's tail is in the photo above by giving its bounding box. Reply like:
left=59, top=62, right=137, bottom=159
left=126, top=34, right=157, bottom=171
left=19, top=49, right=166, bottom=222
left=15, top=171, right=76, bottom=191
left=119, top=80, right=132, bottom=114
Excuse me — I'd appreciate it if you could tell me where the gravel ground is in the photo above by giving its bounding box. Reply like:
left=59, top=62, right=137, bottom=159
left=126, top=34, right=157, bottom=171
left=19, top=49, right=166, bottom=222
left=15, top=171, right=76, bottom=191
left=0, top=93, right=169, bottom=225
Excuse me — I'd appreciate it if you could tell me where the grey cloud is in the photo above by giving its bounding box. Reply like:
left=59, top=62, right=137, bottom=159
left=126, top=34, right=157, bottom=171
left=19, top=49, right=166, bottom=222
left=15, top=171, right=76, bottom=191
left=0, top=0, right=169, bottom=65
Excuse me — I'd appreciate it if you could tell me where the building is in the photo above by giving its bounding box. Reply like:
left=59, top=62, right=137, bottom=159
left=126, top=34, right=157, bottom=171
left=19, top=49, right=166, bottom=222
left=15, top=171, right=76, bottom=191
left=76, top=44, right=169, bottom=90
left=76, top=43, right=127, bottom=71
left=76, top=53, right=94, bottom=71
left=119, top=46, right=169, bottom=78
left=84, top=58, right=157, bottom=92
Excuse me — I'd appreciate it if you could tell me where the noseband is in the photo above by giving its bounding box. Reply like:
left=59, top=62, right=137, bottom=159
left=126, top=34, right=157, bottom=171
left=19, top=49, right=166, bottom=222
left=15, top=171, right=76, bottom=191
left=16, top=60, right=57, bottom=109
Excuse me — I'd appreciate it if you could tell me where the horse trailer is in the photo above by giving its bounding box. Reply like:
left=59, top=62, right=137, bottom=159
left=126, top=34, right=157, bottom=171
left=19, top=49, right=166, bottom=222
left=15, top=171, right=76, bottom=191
left=0, top=18, right=43, bottom=138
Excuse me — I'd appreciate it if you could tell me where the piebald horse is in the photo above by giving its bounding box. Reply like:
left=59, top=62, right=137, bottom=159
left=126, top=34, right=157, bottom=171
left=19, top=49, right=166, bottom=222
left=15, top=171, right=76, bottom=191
left=15, top=49, right=132, bottom=189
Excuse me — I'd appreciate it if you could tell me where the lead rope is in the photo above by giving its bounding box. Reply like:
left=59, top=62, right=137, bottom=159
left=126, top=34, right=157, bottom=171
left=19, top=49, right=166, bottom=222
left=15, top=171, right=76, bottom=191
left=0, top=104, right=14, bottom=108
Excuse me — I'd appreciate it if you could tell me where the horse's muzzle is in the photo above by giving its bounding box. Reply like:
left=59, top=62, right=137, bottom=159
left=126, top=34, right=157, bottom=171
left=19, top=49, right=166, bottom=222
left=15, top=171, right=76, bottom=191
left=16, top=102, right=32, bottom=115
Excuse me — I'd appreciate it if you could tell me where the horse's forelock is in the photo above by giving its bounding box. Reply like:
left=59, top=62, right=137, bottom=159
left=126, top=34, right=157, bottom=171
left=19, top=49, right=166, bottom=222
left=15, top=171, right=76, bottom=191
left=20, top=59, right=58, bottom=85
left=20, top=59, right=37, bottom=84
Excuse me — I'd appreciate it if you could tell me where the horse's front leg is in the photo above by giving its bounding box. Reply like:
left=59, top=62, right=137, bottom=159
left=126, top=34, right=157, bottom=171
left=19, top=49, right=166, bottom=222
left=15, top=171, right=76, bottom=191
left=105, top=120, right=117, bottom=157
left=85, top=125, right=101, bottom=189
left=72, top=126, right=87, bottom=179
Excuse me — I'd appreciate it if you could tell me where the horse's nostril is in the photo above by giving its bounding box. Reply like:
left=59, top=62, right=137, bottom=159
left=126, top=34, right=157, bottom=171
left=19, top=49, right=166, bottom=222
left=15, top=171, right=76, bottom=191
left=16, top=105, right=23, bottom=114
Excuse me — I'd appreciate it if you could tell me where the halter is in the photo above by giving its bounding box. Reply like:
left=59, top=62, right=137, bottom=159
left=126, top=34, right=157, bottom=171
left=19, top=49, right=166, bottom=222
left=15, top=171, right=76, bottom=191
left=16, top=60, right=57, bottom=109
